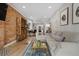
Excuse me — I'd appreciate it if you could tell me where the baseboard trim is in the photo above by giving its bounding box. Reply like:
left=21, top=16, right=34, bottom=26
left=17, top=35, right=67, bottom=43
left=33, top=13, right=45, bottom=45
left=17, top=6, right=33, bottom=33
left=4, top=40, right=16, bottom=48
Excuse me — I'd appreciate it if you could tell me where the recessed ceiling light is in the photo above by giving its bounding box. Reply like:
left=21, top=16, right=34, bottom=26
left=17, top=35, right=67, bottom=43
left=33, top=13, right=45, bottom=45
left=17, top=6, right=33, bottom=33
left=29, top=16, right=33, bottom=19
left=30, top=16, right=33, bottom=18
left=44, top=16, right=47, bottom=18
left=48, top=6, right=52, bottom=9
left=22, top=5, right=26, bottom=8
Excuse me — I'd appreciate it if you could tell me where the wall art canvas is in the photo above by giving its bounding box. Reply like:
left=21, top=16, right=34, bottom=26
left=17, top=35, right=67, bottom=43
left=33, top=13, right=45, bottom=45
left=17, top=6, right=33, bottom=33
left=60, top=8, right=69, bottom=25
left=72, top=3, right=79, bottom=24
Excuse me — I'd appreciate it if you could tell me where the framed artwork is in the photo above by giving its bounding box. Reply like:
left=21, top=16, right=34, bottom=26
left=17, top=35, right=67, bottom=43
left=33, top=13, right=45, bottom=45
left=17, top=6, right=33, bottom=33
left=72, top=3, right=79, bottom=24
left=60, top=7, right=69, bottom=26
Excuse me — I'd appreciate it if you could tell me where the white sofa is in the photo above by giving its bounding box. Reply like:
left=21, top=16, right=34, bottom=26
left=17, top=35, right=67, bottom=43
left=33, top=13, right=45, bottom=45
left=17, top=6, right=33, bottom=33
left=46, top=35, right=79, bottom=56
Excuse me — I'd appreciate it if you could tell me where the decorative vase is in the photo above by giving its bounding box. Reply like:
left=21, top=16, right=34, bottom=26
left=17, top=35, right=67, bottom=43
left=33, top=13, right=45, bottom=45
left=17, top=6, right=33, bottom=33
left=36, top=40, right=41, bottom=48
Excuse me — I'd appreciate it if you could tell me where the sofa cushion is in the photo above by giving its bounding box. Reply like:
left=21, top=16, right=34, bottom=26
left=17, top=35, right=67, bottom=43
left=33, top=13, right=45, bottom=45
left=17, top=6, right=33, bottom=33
left=51, top=31, right=65, bottom=42
left=52, top=35, right=65, bottom=42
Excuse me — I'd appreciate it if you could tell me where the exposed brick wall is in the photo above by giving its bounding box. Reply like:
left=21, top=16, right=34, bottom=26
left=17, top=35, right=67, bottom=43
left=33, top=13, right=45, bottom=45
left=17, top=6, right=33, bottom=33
left=5, top=6, right=17, bottom=44
left=0, top=21, right=5, bottom=48
left=0, top=5, right=27, bottom=48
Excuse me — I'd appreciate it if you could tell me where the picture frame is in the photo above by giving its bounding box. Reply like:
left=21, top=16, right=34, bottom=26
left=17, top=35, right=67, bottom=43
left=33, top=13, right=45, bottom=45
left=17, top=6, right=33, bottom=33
left=72, top=3, right=79, bottom=24
left=60, top=7, right=69, bottom=26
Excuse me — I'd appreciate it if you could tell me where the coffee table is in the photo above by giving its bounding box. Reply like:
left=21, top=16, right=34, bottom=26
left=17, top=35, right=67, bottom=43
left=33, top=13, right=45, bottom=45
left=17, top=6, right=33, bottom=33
left=24, top=40, right=51, bottom=56
left=32, top=41, right=48, bottom=52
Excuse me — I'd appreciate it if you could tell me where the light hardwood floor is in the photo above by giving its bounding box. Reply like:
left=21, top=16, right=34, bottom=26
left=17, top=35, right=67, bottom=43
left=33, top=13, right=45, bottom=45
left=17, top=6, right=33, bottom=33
left=4, top=37, right=35, bottom=56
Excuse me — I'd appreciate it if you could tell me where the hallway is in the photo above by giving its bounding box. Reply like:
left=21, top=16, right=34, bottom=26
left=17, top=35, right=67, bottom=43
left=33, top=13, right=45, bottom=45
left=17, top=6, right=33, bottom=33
left=0, top=3, right=79, bottom=56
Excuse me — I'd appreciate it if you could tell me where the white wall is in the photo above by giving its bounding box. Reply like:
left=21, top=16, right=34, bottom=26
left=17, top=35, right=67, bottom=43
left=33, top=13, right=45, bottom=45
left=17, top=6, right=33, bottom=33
left=50, top=3, right=79, bottom=42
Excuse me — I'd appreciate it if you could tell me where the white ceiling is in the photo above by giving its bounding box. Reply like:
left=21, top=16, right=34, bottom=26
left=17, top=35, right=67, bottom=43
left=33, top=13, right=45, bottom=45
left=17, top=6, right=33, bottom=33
left=10, top=3, right=63, bottom=23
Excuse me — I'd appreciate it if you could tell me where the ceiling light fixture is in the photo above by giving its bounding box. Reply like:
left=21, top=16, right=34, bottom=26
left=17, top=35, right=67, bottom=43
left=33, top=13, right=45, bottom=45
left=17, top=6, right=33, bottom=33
left=48, top=6, right=52, bottom=9
left=22, top=5, right=26, bottom=8
left=29, top=16, right=33, bottom=19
